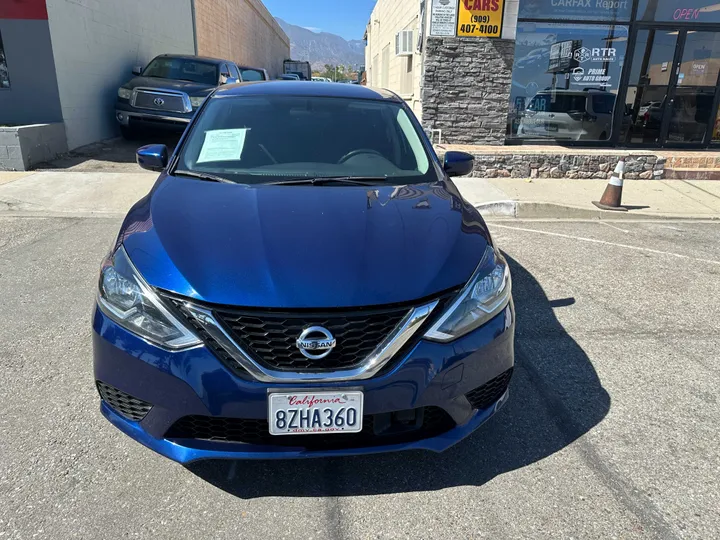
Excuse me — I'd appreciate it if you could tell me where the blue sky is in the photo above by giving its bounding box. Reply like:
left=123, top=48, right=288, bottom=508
left=263, top=0, right=377, bottom=41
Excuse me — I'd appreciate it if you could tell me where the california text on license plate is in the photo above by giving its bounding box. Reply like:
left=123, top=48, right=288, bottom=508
left=268, top=391, right=364, bottom=435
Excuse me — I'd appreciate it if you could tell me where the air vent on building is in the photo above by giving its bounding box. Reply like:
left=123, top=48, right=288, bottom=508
left=396, top=30, right=414, bottom=56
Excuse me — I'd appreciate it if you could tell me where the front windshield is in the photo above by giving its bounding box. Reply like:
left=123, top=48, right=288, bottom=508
left=143, top=57, right=218, bottom=85
left=176, top=95, right=432, bottom=184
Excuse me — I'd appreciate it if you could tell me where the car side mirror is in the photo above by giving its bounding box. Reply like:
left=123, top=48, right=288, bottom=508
left=443, top=151, right=474, bottom=177
left=224, top=77, right=240, bottom=85
left=132, top=65, right=143, bottom=76
left=136, top=144, right=168, bottom=172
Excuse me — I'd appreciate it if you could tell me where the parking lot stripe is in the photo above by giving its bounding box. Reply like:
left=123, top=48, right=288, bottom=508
left=492, top=224, right=720, bottom=266
left=599, top=221, right=630, bottom=234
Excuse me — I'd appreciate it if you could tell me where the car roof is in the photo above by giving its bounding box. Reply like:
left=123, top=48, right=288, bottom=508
left=156, top=54, right=230, bottom=65
left=214, top=81, right=402, bottom=102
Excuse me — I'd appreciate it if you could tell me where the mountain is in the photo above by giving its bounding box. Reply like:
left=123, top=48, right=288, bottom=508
left=276, top=18, right=365, bottom=71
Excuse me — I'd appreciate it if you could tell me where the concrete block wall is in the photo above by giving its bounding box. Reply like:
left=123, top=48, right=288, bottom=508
left=45, top=0, right=195, bottom=150
left=0, top=124, right=68, bottom=171
left=194, top=0, right=290, bottom=78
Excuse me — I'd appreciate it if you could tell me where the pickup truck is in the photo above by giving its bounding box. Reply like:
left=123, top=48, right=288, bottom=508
left=115, top=54, right=268, bottom=138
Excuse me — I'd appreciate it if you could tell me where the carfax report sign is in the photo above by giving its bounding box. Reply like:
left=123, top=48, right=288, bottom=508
left=519, top=0, right=632, bottom=21
left=457, top=0, right=505, bottom=38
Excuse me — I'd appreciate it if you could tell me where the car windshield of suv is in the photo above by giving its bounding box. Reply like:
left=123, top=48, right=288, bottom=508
left=176, top=95, right=432, bottom=184
left=527, top=94, right=587, bottom=114
left=143, top=57, right=218, bottom=85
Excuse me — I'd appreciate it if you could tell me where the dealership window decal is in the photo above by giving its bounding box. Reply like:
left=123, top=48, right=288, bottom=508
left=638, top=0, right=720, bottom=22
left=0, top=30, right=10, bottom=88
left=520, top=0, right=632, bottom=21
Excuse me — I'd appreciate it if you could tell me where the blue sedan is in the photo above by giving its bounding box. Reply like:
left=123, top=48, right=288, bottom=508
left=93, top=81, right=514, bottom=463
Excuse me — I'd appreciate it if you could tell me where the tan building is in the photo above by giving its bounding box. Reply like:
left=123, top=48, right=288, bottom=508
left=365, top=0, right=518, bottom=124
left=367, top=0, right=720, bottom=150
left=195, top=0, right=289, bottom=78
left=364, top=0, right=426, bottom=118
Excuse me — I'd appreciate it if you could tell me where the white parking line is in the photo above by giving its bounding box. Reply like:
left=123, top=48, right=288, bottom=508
left=492, top=224, right=720, bottom=266
left=599, top=221, right=630, bottom=234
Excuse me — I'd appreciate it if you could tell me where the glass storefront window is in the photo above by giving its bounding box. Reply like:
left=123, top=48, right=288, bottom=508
left=712, top=107, right=720, bottom=142
left=678, top=31, right=720, bottom=86
left=507, top=23, right=629, bottom=142
left=0, top=31, right=10, bottom=89
left=519, top=0, right=632, bottom=21
left=629, top=30, right=678, bottom=86
left=638, top=0, right=720, bottom=23
left=667, top=87, right=716, bottom=142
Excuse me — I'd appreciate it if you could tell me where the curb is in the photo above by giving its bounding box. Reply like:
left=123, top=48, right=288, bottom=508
left=476, top=200, right=720, bottom=221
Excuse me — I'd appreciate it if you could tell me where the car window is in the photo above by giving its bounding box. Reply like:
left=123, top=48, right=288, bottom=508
left=527, top=94, right=587, bottom=113
left=143, top=57, right=218, bottom=85
left=219, top=64, right=231, bottom=84
left=240, top=68, right=266, bottom=81
left=177, top=95, right=432, bottom=184
left=228, top=64, right=240, bottom=80
left=592, top=94, right=615, bottom=115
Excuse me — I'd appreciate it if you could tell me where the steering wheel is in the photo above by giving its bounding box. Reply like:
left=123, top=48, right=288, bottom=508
left=338, top=148, right=384, bottom=163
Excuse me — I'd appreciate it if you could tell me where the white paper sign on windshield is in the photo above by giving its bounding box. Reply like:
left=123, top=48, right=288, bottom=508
left=196, top=128, right=248, bottom=163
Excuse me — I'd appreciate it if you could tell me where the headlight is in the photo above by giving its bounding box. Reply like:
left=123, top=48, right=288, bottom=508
left=424, top=246, right=511, bottom=342
left=97, top=246, right=201, bottom=350
left=190, top=96, right=206, bottom=108
left=117, top=87, right=132, bottom=100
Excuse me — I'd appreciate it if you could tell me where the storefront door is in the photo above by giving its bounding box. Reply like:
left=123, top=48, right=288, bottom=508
left=622, top=28, right=720, bottom=146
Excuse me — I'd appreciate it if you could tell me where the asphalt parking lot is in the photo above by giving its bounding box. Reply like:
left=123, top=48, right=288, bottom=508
left=1, top=216, right=719, bottom=539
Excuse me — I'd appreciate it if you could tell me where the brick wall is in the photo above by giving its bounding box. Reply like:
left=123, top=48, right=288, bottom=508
left=195, top=0, right=290, bottom=78
left=422, top=37, right=515, bottom=145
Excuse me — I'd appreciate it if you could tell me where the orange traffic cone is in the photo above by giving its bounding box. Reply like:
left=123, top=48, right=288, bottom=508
left=593, top=159, right=627, bottom=212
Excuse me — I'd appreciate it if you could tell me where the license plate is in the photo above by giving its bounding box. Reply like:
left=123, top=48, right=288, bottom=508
left=268, top=391, right=364, bottom=435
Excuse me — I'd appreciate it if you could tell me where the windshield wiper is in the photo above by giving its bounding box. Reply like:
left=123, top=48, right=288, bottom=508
left=173, top=170, right=235, bottom=184
left=266, top=176, right=389, bottom=186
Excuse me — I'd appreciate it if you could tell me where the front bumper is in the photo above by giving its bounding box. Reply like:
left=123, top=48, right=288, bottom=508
left=115, top=102, right=193, bottom=131
left=93, top=302, right=515, bottom=463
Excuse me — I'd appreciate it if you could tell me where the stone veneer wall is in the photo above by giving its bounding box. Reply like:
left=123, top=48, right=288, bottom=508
left=422, top=38, right=515, bottom=145
left=435, top=149, right=667, bottom=179
left=466, top=153, right=665, bottom=179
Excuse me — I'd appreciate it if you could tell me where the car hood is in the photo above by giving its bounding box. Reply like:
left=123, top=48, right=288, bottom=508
left=123, top=76, right=215, bottom=96
left=120, top=176, right=490, bottom=308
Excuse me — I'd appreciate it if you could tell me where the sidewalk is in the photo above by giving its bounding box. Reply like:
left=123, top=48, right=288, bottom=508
left=454, top=177, right=720, bottom=220
left=0, top=170, right=719, bottom=220
left=0, top=171, right=155, bottom=216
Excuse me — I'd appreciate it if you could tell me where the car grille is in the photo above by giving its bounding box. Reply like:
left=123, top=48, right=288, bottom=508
left=96, top=381, right=152, bottom=421
left=211, top=306, right=410, bottom=372
left=465, top=369, right=513, bottom=410
left=133, top=89, right=188, bottom=113
left=165, top=406, right=455, bottom=449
